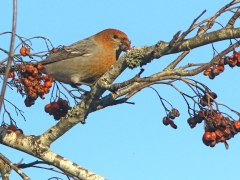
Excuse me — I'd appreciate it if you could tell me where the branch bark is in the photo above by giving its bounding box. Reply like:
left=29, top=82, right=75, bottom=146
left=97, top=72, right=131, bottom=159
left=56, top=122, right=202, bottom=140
left=0, top=129, right=106, bottom=180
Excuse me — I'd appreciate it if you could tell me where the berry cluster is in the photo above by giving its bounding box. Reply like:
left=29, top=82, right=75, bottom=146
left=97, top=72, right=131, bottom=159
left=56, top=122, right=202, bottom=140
left=44, top=98, right=71, bottom=120
left=203, top=60, right=224, bottom=79
left=162, top=108, right=180, bottom=129
left=187, top=109, right=239, bottom=148
left=203, top=50, right=240, bottom=79
left=12, top=63, right=54, bottom=107
left=1, top=124, right=23, bottom=134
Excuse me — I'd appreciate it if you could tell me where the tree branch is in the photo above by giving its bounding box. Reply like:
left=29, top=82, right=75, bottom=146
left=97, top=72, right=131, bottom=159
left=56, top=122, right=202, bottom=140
left=0, top=0, right=17, bottom=113
left=1, top=132, right=106, bottom=180
left=0, top=153, right=30, bottom=180
left=226, top=8, right=240, bottom=28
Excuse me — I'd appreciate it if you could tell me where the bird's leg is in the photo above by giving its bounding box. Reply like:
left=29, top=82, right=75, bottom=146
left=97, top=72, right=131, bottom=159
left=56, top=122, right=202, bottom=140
left=80, top=91, right=91, bottom=102
left=70, top=83, right=93, bottom=101
left=70, top=84, right=88, bottom=93
left=75, top=81, right=94, bottom=87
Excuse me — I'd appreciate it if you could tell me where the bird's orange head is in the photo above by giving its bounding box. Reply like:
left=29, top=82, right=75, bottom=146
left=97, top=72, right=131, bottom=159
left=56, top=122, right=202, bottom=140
left=93, top=28, right=131, bottom=53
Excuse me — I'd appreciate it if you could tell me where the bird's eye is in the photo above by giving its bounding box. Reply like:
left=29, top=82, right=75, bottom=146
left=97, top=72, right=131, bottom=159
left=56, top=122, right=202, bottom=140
left=113, top=34, right=118, bottom=39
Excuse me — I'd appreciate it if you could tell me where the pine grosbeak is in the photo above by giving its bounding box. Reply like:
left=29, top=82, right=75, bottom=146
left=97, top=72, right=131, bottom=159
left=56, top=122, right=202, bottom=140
left=41, top=28, right=131, bottom=85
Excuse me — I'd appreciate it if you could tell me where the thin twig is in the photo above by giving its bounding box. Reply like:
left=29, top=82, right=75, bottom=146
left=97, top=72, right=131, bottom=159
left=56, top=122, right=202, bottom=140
left=0, top=0, right=17, bottom=113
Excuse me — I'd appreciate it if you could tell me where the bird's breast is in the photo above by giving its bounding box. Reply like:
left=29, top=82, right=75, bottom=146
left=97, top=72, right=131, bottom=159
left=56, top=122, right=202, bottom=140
left=43, top=51, right=116, bottom=84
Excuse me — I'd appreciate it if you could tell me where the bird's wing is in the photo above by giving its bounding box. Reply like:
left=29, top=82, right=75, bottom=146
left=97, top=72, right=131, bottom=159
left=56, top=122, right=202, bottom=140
left=41, top=37, right=97, bottom=65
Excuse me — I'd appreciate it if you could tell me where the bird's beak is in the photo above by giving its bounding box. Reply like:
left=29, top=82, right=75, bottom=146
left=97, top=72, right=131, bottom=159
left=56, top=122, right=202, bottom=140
left=120, top=39, right=131, bottom=51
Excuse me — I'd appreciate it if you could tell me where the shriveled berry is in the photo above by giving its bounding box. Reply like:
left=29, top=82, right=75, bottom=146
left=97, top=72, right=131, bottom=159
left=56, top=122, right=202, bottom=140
left=216, top=65, right=224, bottom=72
left=203, top=68, right=211, bottom=76
left=24, top=97, right=35, bottom=107
left=194, top=115, right=204, bottom=124
left=169, top=120, right=177, bottom=129
left=208, top=92, right=217, bottom=100
left=187, top=117, right=196, bottom=128
left=169, top=108, right=180, bottom=119
left=54, top=113, right=61, bottom=120
left=162, top=116, right=170, bottom=126
left=208, top=71, right=215, bottom=79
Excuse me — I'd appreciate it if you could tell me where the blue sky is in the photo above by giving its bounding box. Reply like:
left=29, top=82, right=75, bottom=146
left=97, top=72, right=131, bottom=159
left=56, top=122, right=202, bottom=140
left=1, top=1, right=240, bottom=180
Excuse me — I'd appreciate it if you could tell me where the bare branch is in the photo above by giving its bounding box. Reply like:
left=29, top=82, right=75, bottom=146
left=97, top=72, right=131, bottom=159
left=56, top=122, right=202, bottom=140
left=0, top=153, right=30, bottom=180
left=164, top=51, right=190, bottom=70
left=0, top=0, right=17, bottom=113
left=226, top=8, right=240, bottom=28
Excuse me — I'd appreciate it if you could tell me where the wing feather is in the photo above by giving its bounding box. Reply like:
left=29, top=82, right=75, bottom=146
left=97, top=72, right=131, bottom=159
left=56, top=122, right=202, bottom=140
left=41, top=37, right=97, bottom=65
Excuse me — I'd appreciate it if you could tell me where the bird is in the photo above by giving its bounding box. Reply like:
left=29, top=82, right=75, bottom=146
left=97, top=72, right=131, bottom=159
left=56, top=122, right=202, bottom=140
left=40, top=28, right=131, bottom=86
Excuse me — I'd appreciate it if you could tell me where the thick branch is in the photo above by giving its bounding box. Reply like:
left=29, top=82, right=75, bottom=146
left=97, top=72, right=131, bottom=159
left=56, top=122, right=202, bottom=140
left=152, top=28, right=240, bottom=58
left=1, top=131, right=105, bottom=180
left=39, top=108, right=86, bottom=146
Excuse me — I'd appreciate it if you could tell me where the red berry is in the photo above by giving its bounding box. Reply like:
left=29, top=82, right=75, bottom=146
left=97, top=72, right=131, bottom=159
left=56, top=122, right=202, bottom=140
left=20, top=47, right=27, bottom=56
left=233, top=120, right=240, bottom=132
left=44, top=81, right=52, bottom=88
left=44, top=104, right=51, bottom=113
left=8, top=124, right=16, bottom=131
left=50, top=102, right=60, bottom=113
left=15, top=129, right=23, bottom=134
left=7, top=72, right=15, bottom=78
left=203, top=132, right=212, bottom=141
